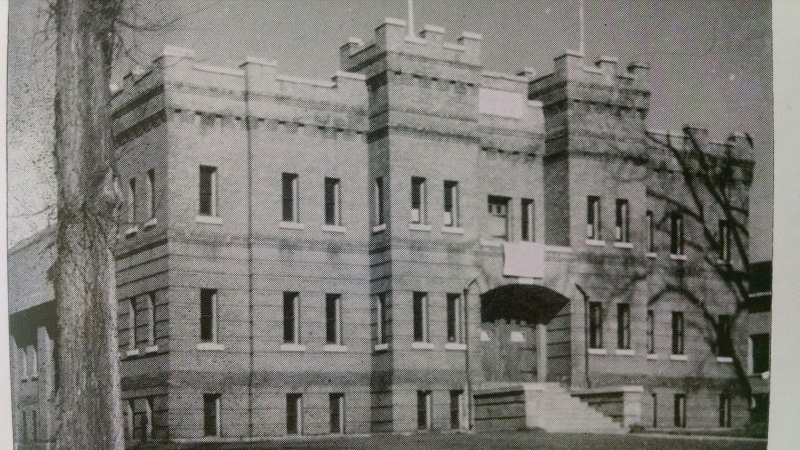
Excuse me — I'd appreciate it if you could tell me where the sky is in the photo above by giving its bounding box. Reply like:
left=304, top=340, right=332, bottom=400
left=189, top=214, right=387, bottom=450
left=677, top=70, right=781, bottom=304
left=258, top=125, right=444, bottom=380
left=7, top=0, right=773, bottom=259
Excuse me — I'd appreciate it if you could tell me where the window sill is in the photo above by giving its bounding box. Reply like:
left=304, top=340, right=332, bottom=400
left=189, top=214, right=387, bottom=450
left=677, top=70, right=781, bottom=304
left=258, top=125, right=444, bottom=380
left=409, top=223, right=432, bottom=231
left=143, top=217, right=158, bottom=230
left=196, top=215, right=223, bottom=225
left=411, top=342, right=435, bottom=350
left=646, top=252, right=658, bottom=259
left=716, top=356, right=734, bottom=363
left=125, top=226, right=139, bottom=237
left=445, top=342, right=467, bottom=351
left=614, top=349, right=635, bottom=356
left=588, top=348, right=607, bottom=355
left=613, top=242, right=633, bottom=249
left=321, top=225, right=346, bottom=233
left=323, top=344, right=348, bottom=353
left=647, top=353, right=659, bottom=360
left=670, top=254, right=688, bottom=261
left=442, top=226, right=464, bottom=234
left=372, top=223, right=386, bottom=233
left=280, top=343, right=307, bottom=352
left=125, top=348, right=140, bottom=357
left=585, top=239, right=605, bottom=246
left=279, top=221, right=305, bottom=230
left=29, top=374, right=39, bottom=380
left=669, top=354, right=688, bottom=361
left=197, top=342, right=225, bottom=351
left=144, top=345, right=159, bottom=354
left=480, top=238, right=504, bottom=247
left=373, top=343, right=390, bottom=352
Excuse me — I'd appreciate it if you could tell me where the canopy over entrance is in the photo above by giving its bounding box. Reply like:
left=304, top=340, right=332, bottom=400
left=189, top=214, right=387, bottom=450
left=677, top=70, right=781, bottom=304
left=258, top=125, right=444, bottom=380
left=480, top=284, right=570, bottom=324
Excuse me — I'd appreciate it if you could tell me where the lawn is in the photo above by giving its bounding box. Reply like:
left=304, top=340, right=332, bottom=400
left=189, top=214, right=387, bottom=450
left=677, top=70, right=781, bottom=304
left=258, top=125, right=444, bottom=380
left=164, top=431, right=767, bottom=450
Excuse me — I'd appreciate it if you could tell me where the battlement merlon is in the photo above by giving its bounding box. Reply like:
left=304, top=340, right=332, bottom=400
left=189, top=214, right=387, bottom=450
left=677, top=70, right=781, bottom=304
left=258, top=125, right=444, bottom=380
left=111, top=46, right=368, bottom=116
left=647, top=127, right=755, bottom=165
left=339, top=17, right=482, bottom=74
left=528, top=51, right=651, bottom=110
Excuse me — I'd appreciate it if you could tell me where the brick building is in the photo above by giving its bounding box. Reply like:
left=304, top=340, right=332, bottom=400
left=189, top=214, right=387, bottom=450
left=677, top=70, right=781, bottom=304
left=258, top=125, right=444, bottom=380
left=9, top=17, right=768, bottom=445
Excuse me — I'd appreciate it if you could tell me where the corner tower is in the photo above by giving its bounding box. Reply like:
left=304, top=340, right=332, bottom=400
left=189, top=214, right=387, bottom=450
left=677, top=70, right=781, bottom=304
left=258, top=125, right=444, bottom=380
left=529, top=52, right=651, bottom=247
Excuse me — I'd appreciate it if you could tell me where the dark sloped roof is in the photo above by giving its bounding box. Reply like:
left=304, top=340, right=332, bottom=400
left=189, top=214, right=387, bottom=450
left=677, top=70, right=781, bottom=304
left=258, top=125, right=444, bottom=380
left=480, top=284, right=570, bottom=324
left=8, top=227, right=56, bottom=315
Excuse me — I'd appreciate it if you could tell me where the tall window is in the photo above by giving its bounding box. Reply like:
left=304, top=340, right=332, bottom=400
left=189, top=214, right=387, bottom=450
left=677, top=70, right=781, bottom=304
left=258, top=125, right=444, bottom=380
left=374, top=177, right=385, bottom=226
left=282, top=173, right=299, bottom=222
left=329, top=393, right=344, bottom=434
left=670, top=212, right=684, bottom=255
left=646, top=210, right=655, bottom=252
left=447, top=294, right=463, bottom=343
left=19, top=348, right=27, bottom=379
left=587, top=196, right=601, bottom=239
left=283, top=292, right=300, bottom=344
left=417, top=390, right=432, bottom=430
left=128, top=177, right=137, bottom=223
left=126, top=299, right=136, bottom=350
left=719, top=394, right=731, bottom=428
left=411, top=177, right=427, bottom=224
left=717, top=315, right=732, bottom=357
left=286, top=393, right=303, bottom=435
left=199, top=166, right=218, bottom=216
left=413, top=292, right=430, bottom=343
left=203, top=394, right=220, bottom=436
left=146, top=169, right=155, bottom=220
left=617, top=304, right=631, bottom=350
left=32, top=410, right=37, bottom=442
left=326, top=294, right=342, bottom=345
left=488, top=196, right=510, bottom=241
left=719, top=220, right=731, bottom=262
left=450, top=390, right=464, bottom=430
left=671, top=311, right=685, bottom=355
left=29, top=346, right=37, bottom=377
left=147, top=293, right=157, bottom=346
left=125, top=400, right=134, bottom=440
left=615, top=199, right=630, bottom=243
left=324, top=178, right=342, bottom=226
left=750, top=333, right=770, bottom=374
left=674, top=394, right=687, bottom=428
left=143, top=397, right=154, bottom=440
left=200, top=289, right=218, bottom=343
left=521, top=198, right=535, bottom=241
left=589, top=302, right=603, bottom=349
left=646, top=310, right=655, bottom=354
left=443, top=181, right=459, bottom=227
left=376, top=293, right=389, bottom=345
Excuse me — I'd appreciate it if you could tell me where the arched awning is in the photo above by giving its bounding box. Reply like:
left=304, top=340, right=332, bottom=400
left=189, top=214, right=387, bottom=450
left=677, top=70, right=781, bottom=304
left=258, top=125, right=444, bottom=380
left=480, top=284, right=570, bottom=325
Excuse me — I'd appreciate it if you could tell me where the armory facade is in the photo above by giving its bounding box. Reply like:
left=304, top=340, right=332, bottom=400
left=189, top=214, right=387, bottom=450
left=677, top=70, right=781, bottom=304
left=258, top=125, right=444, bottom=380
left=10, top=18, right=767, bottom=445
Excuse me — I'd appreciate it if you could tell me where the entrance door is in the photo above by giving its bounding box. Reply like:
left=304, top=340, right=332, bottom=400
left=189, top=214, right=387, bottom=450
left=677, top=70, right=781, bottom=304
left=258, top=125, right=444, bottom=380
left=479, top=320, right=538, bottom=382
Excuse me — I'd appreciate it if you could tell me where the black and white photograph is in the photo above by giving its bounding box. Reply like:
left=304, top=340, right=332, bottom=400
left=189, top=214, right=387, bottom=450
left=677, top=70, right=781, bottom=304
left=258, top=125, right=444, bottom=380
left=4, top=0, right=785, bottom=448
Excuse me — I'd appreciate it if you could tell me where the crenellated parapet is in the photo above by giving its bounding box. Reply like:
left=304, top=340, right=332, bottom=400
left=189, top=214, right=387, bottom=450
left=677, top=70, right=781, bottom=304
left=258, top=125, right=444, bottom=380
left=111, top=46, right=369, bottom=146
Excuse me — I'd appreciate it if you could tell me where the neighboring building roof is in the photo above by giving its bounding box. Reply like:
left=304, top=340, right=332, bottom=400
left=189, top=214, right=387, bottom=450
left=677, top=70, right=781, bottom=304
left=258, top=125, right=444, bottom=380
left=8, top=226, right=56, bottom=315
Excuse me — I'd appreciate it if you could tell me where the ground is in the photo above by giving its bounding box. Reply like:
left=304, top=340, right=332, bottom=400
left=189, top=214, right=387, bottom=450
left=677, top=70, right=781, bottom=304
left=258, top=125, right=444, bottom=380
left=150, top=431, right=767, bottom=450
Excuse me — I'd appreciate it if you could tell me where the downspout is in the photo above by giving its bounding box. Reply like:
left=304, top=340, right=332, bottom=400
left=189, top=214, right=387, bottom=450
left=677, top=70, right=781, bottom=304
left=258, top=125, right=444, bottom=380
left=575, top=284, right=591, bottom=388
left=243, top=64, right=255, bottom=439
left=464, top=277, right=479, bottom=430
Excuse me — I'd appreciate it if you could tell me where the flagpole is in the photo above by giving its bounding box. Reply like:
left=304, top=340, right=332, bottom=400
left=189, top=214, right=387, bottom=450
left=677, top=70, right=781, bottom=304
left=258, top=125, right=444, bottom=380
left=407, top=0, right=414, bottom=36
left=579, top=0, right=585, bottom=54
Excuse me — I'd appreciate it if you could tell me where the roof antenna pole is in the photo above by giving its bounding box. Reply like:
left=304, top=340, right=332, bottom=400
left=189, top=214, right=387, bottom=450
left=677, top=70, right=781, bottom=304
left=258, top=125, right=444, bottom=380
left=579, top=0, right=585, bottom=54
left=407, top=0, right=415, bottom=36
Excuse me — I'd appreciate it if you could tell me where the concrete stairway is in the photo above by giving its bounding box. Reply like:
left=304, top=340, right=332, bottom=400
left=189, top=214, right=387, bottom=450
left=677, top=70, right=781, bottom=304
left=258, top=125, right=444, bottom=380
left=474, top=382, right=625, bottom=434
left=537, top=383, right=624, bottom=433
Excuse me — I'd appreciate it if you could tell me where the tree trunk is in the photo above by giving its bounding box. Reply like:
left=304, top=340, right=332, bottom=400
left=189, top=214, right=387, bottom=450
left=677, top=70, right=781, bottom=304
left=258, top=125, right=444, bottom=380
left=53, top=0, right=123, bottom=448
